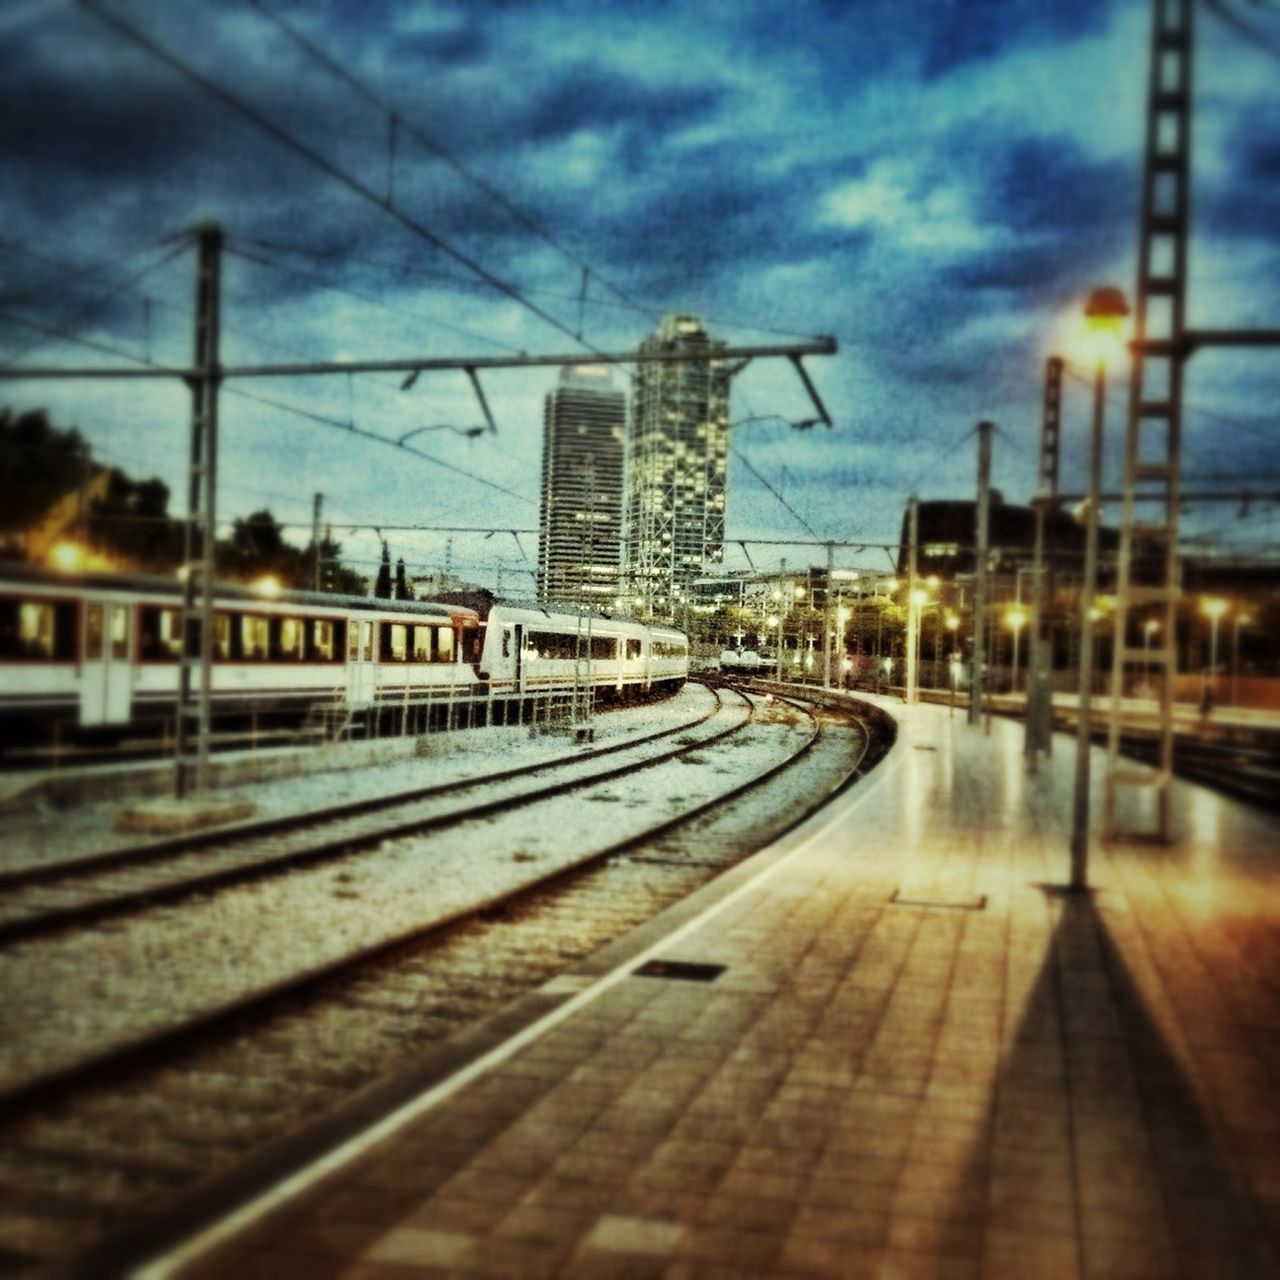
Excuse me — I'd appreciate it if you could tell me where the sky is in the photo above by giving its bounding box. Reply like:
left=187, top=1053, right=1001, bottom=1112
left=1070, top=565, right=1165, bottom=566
left=1, top=0, right=1278, bottom=592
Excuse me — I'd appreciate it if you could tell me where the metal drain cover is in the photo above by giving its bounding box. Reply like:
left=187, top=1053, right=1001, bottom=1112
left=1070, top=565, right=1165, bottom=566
left=891, top=889, right=986, bottom=911
left=633, top=959, right=726, bottom=983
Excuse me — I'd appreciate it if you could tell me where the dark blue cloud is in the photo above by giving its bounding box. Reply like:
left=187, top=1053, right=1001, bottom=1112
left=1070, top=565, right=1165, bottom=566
left=519, top=67, right=724, bottom=144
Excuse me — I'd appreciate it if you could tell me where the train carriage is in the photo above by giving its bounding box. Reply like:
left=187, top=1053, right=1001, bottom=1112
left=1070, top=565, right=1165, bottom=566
left=0, top=564, right=479, bottom=747
left=0, top=566, right=689, bottom=753
left=479, top=604, right=688, bottom=699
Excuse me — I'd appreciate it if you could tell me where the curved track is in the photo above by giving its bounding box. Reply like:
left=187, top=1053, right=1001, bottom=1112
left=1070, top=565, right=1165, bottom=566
left=0, top=686, right=745, bottom=944
left=0, top=689, right=883, bottom=1275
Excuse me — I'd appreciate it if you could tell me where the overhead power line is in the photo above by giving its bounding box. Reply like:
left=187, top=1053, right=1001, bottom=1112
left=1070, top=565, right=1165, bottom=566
left=247, top=0, right=655, bottom=321
left=0, top=239, right=189, bottom=367
left=0, top=304, right=537, bottom=506
left=76, top=0, right=615, bottom=359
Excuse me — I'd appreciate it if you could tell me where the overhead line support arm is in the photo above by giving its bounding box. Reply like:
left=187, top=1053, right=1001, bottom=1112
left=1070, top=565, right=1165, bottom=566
left=0, top=338, right=837, bottom=382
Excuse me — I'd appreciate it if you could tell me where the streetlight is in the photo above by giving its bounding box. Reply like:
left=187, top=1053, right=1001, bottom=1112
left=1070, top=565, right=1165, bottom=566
left=1232, top=611, right=1253, bottom=706
left=1006, top=605, right=1028, bottom=694
left=946, top=613, right=960, bottom=714
left=1200, top=597, right=1228, bottom=702
left=1071, top=284, right=1129, bottom=892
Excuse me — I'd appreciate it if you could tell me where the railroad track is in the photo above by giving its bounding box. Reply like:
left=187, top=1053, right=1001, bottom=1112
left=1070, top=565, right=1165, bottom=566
left=0, top=687, right=887, bottom=1275
left=0, top=685, right=741, bottom=945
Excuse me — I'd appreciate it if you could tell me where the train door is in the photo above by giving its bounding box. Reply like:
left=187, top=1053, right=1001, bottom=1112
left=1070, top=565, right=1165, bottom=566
left=512, top=624, right=524, bottom=694
left=80, top=601, right=132, bottom=725
left=346, top=619, right=376, bottom=706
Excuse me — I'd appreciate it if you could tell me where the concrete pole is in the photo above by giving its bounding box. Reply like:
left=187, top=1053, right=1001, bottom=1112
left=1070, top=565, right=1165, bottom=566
left=969, top=423, right=993, bottom=726
left=176, top=223, right=222, bottom=800
left=312, top=492, right=323, bottom=591
left=905, top=495, right=919, bottom=705
left=1071, top=361, right=1106, bottom=889
left=822, top=541, right=833, bottom=690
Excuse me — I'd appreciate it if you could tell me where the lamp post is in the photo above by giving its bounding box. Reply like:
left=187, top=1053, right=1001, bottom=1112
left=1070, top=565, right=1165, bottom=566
left=1007, top=605, right=1028, bottom=694
left=1232, top=611, right=1252, bottom=706
left=946, top=613, right=960, bottom=715
left=1071, top=285, right=1129, bottom=892
left=1200, top=597, right=1227, bottom=702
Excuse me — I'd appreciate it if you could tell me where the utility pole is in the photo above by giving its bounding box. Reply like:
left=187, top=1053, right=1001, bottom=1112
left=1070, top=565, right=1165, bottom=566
left=822, top=541, right=833, bottom=690
left=1071, top=353, right=1107, bottom=888
left=175, top=223, right=222, bottom=800
left=1103, top=0, right=1280, bottom=840
left=312, top=492, right=323, bottom=591
left=905, top=495, right=919, bottom=705
left=969, top=423, right=993, bottom=726
left=1025, top=357, right=1062, bottom=769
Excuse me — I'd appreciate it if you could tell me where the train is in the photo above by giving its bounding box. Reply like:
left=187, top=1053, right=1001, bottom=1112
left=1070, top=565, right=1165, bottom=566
left=0, top=564, right=689, bottom=752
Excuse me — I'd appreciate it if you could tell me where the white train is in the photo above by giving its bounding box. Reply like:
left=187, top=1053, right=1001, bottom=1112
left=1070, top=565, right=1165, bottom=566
left=0, top=565, right=687, bottom=750
left=480, top=604, right=689, bottom=698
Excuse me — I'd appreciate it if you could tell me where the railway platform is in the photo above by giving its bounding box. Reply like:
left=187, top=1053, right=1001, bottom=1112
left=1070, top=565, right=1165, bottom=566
left=147, top=695, right=1280, bottom=1279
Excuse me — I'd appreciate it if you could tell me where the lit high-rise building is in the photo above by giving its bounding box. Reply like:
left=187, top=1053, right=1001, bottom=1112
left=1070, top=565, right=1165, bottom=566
left=624, top=314, right=730, bottom=618
left=537, top=365, right=626, bottom=607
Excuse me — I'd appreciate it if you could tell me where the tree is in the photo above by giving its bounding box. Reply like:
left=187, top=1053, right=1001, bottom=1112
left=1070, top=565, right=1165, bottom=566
left=394, top=557, right=413, bottom=600
left=374, top=540, right=392, bottom=599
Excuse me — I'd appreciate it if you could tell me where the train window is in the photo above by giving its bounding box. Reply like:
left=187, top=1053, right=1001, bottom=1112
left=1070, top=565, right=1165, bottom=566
left=20, top=602, right=56, bottom=658
left=85, top=603, right=104, bottom=660
left=278, top=617, right=305, bottom=660
left=437, top=625, right=454, bottom=662
left=347, top=620, right=360, bottom=660
left=313, top=619, right=335, bottom=661
left=590, top=635, right=616, bottom=661
left=0, top=599, right=74, bottom=660
left=388, top=624, right=408, bottom=662
left=625, top=638, right=642, bottom=660
left=157, top=609, right=182, bottom=658
left=241, top=615, right=269, bottom=660
left=651, top=640, right=687, bottom=658
left=109, top=605, right=129, bottom=659
left=363, top=621, right=373, bottom=662
left=502, top=628, right=511, bottom=659
left=213, top=613, right=231, bottom=659
left=412, top=625, right=432, bottom=661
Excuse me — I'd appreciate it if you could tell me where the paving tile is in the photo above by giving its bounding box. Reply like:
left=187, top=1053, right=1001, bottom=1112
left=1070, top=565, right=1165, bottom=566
left=180, top=703, right=1280, bottom=1280
left=362, top=1224, right=477, bottom=1268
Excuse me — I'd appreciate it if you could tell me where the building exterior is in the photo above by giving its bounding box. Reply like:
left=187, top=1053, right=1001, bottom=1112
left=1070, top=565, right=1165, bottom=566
left=624, top=314, right=730, bottom=618
left=537, top=365, right=626, bottom=608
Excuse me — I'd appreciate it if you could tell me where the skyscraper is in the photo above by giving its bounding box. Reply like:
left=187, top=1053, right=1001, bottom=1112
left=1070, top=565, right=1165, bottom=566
left=625, top=314, right=730, bottom=618
left=537, top=365, right=626, bottom=608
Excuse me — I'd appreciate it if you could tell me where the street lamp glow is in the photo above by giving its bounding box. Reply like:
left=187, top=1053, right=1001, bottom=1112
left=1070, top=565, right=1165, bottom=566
left=50, top=541, right=85, bottom=572
left=945, top=613, right=959, bottom=632
left=1076, top=284, right=1132, bottom=366
left=1006, top=607, right=1028, bottom=631
left=252, top=575, right=283, bottom=597
left=1199, top=597, right=1228, bottom=621
left=909, top=588, right=928, bottom=607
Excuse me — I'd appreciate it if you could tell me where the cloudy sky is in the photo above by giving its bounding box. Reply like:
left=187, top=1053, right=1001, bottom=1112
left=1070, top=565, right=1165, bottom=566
left=1, top=0, right=1277, bottom=589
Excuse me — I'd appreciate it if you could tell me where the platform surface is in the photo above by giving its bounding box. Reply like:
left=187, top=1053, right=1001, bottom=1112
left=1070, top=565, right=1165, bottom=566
left=161, top=698, right=1280, bottom=1279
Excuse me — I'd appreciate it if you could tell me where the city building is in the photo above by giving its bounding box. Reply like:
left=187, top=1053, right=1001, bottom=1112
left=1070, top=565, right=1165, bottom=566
left=537, top=365, right=626, bottom=608
left=624, top=314, right=730, bottom=618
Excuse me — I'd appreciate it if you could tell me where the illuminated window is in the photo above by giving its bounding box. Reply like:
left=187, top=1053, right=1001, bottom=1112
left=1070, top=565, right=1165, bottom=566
left=279, top=617, right=304, bottom=659
left=158, top=609, right=182, bottom=657
left=20, top=602, right=55, bottom=658
left=412, top=625, right=432, bottom=661
left=363, top=621, right=373, bottom=662
left=109, top=605, right=128, bottom=659
left=313, top=619, right=334, bottom=661
left=213, top=613, right=230, bottom=659
left=437, top=625, right=454, bottom=662
left=389, top=624, right=408, bottom=662
left=348, top=620, right=360, bottom=660
left=241, top=616, right=269, bottom=660
left=85, top=603, right=103, bottom=660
